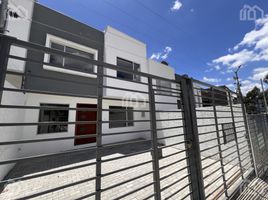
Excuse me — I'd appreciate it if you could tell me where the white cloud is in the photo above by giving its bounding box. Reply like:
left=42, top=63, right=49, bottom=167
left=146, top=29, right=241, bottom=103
left=214, top=65, right=221, bottom=70
left=238, top=67, right=268, bottom=94
left=226, top=77, right=233, bottom=81
left=171, top=0, right=182, bottom=11
left=212, top=49, right=259, bottom=69
left=203, top=76, right=221, bottom=83
left=211, top=15, right=268, bottom=71
left=150, top=46, right=172, bottom=60
left=249, top=67, right=268, bottom=80
left=226, top=83, right=235, bottom=89
left=234, top=16, right=268, bottom=49
left=240, top=80, right=262, bottom=94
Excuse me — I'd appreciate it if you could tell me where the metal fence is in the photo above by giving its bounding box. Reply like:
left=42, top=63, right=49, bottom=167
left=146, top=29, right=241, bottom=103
left=247, top=113, right=268, bottom=177
left=0, top=34, right=258, bottom=200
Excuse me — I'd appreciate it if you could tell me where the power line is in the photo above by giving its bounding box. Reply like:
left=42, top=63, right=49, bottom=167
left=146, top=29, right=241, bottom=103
left=135, top=0, right=193, bottom=37
left=74, top=0, right=211, bottom=68
left=22, top=17, right=148, bottom=60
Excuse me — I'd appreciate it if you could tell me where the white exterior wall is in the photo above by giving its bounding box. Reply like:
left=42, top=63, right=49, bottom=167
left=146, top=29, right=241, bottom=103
left=6, top=0, right=34, bottom=73
left=20, top=94, right=97, bottom=156
left=148, top=59, right=177, bottom=110
left=20, top=95, right=151, bottom=156
left=147, top=60, right=181, bottom=143
left=103, top=26, right=151, bottom=142
left=0, top=0, right=34, bottom=180
left=0, top=80, right=26, bottom=180
left=104, top=26, right=148, bottom=99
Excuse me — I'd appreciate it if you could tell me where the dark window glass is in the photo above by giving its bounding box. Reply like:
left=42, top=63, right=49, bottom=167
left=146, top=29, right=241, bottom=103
left=133, top=63, right=141, bottom=81
left=65, top=46, right=94, bottom=72
left=50, top=42, right=64, bottom=66
left=117, top=58, right=140, bottom=81
left=49, top=42, right=95, bottom=73
left=38, top=104, right=69, bottom=134
left=222, top=123, right=236, bottom=144
left=109, top=106, right=134, bottom=128
left=156, top=79, right=172, bottom=95
left=127, top=107, right=134, bottom=126
left=177, top=100, right=182, bottom=109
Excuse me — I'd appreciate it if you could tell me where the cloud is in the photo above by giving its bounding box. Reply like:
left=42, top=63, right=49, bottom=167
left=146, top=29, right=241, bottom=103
left=240, top=80, right=262, bottom=94
left=249, top=67, right=268, bottom=80
left=226, top=77, right=233, bottom=81
left=150, top=46, right=172, bottom=60
left=202, top=76, right=221, bottom=83
left=212, top=49, right=259, bottom=69
left=171, top=0, right=182, bottom=11
left=234, top=16, right=268, bottom=49
left=211, top=15, right=268, bottom=71
left=239, top=67, right=268, bottom=94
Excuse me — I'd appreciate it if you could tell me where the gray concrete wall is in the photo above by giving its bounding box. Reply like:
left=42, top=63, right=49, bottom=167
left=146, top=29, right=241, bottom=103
left=24, top=3, right=104, bottom=96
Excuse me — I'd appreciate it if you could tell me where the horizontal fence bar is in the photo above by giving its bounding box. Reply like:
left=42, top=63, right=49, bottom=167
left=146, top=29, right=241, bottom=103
left=160, top=165, right=189, bottom=181
left=159, top=157, right=189, bottom=170
left=101, top=171, right=154, bottom=192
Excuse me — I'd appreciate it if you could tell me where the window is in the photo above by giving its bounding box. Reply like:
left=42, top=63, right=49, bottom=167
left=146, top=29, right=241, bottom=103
left=257, top=132, right=265, bottom=149
left=117, top=57, right=140, bottom=81
left=109, top=106, right=134, bottom=128
left=222, top=123, right=236, bottom=144
left=44, top=34, right=98, bottom=77
left=156, top=79, right=172, bottom=95
left=38, top=104, right=69, bottom=134
left=177, top=100, right=182, bottom=109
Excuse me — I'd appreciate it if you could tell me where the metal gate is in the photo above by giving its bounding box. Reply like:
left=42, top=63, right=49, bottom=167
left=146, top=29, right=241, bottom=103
left=247, top=114, right=268, bottom=177
left=0, top=35, right=256, bottom=199
left=191, top=80, right=254, bottom=199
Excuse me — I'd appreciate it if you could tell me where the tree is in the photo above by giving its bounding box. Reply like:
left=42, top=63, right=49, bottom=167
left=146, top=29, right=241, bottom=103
left=244, top=86, right=268, bottom=113
left=264, top=73, right=268, bottom=84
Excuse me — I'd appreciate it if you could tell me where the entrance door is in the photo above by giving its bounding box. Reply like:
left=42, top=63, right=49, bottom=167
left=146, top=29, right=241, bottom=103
left=75, top=104, right=97, bottom=145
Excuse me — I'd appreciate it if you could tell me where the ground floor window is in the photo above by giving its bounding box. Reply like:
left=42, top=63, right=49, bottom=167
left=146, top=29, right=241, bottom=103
left=38, top=104, right=69, bottom=134
left=109, top=106, right=134, bottom=128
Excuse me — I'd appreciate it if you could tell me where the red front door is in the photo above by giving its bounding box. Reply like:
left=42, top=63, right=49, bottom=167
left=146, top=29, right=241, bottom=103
left=75, top=104, right=97, bottom=145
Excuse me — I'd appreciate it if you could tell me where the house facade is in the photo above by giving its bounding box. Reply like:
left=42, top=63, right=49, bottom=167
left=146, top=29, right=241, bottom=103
left=0, top=0, right=178, bottom=178
left=0, top=1, right=250, bottom=184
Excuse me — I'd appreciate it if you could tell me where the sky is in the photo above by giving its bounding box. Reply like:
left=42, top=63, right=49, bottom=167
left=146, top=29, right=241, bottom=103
left=38, top=0, right=268, bottom=94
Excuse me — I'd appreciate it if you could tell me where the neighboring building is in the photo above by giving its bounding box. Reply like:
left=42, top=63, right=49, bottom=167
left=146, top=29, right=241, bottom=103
left=201, top=86, right=230, bottom=107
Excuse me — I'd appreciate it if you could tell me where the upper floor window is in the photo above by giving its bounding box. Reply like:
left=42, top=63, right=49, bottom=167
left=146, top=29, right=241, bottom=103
left=117, top=57, right=140, bottom=81
left=44, top=34, right=98, bottom=78
left=156, top=79, right=172, bottom=95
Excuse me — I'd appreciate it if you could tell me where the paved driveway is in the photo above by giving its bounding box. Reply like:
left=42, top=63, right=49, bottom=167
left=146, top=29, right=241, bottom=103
left=0, top=140, right=250, bottom=200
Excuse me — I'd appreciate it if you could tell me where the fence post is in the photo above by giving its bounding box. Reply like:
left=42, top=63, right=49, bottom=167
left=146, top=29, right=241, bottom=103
left=95, top=65, right=104, bottom=200
left=180, top=76, right=205, bottom=200
left=0, top=35, right=11, bottom=104
left=228, top=92, right=245, bottom=180
left=238, top=94, right=257, bottom=177
left=212, top=88, right=229, bottom=198
left=148, top=77, right=161, bottom=200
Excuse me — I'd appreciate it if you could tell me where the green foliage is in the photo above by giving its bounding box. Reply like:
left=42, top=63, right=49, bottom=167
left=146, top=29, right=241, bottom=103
left=264, top=74, right=268, bottom=84
left=244, top=87, right=268, bottom=114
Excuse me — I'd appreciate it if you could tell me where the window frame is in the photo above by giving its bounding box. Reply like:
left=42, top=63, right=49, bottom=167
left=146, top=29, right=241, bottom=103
left=155, top=79, right=172, bottom=95
left=44, top=34, right=98, bottom=78
left=37, top=103, right=69, bottom=135
left=222, top=122, right=236, bottom=144
left=109, top=106, right=134, bottom=128
left=116, top=57, right=141, bottom=81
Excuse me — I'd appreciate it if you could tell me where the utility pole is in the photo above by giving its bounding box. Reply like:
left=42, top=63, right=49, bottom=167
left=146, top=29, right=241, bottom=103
left=260, top=78, right=268, bottom=113
left=234, top=65, right=242, bottom=102
left=0, top=0, right=8, bottom=34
